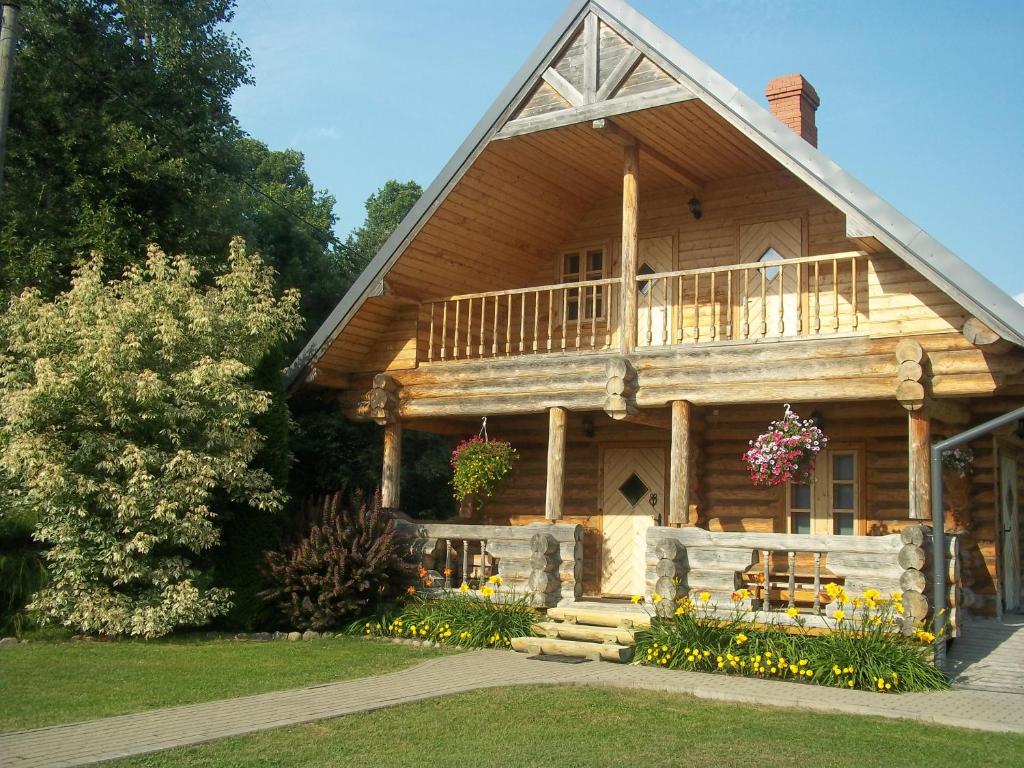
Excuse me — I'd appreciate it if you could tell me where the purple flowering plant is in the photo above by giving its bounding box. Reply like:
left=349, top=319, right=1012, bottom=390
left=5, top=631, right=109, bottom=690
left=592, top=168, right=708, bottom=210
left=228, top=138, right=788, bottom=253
left=742, top=404, right=827, bottom=487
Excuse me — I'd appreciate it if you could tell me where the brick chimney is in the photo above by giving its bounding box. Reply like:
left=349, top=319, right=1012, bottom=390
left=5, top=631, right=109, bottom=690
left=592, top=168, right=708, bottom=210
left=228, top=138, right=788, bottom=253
left=765, top=74, right=820, bottom=147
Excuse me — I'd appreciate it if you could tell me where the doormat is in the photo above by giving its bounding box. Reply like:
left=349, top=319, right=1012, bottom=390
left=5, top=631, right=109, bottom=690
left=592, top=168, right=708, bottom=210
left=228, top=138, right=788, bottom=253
left=527, top=654, right=591, bottom=664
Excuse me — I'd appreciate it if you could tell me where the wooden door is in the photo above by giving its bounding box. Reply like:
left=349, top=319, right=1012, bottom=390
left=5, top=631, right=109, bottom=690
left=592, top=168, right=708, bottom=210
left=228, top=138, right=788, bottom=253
left=1000, top=452, right=1021, bottom=612
left=601, top=447, right=665, bottom=596
left=636, top=236, right=673, bottom=347
left=739, top=219, right=802, bottom=338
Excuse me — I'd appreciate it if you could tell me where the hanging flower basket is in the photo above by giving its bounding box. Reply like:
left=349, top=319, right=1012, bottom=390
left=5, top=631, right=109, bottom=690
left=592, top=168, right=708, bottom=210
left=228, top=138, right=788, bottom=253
left=451, top=420, right=518, bottom=503
left=941, top=446, right=974, bottom=478
left=742, top=404, right=827, bottom=487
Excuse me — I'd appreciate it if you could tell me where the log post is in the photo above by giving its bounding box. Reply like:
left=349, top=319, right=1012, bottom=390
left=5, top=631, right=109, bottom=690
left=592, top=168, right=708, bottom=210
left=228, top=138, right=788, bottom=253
left=545, top=406, right=567, bottom=521
left=381, top=420, right=402, bottom=510
left=908, top=409, right=931, bottom=520
left=619, top=143, right=639, bottom=354
left=669, top=400, right=692, bottom=526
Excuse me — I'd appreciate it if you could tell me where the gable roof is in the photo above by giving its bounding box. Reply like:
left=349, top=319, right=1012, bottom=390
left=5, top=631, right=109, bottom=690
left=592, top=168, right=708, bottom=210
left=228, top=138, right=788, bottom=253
left=286, top=0, right=1024, bottom=388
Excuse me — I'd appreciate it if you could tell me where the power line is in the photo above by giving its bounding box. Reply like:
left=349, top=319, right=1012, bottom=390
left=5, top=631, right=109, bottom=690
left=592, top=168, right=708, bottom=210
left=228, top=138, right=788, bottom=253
left=18, top=15, right=363, bottom=258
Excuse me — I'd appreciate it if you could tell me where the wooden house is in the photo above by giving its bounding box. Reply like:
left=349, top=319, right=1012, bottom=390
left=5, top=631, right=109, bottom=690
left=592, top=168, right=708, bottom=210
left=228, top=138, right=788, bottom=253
left=287, top=0, right=1024, bottom=635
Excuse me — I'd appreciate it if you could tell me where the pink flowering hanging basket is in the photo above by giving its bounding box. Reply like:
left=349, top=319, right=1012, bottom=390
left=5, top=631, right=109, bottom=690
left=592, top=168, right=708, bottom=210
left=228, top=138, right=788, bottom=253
left=742, top=404, right=827, bottom=488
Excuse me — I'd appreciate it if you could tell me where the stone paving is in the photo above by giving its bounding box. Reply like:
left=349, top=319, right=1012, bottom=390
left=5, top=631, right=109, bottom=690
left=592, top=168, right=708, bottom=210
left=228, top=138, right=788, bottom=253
left=947, top=615, right=1024, bottom=694
left=2, top=635, right=1023, bottom=768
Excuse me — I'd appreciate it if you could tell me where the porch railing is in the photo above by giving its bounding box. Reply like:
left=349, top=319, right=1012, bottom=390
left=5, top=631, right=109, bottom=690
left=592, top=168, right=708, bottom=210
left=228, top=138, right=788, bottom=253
left=420, top=278, right=620, bottom=363
left=635, top=252, right=864, bottom=347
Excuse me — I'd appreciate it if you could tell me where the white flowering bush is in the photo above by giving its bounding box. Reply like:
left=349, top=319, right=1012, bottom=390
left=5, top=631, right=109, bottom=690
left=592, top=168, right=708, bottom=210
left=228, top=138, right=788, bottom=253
left=0, top=239, right=301, bottom=638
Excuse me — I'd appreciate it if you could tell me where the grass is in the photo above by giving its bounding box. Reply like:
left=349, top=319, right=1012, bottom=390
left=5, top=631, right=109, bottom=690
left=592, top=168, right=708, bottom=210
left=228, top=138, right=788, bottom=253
left=107, top=685, right=1024, bottom=768
left=0, top=636, right=444, bottom=733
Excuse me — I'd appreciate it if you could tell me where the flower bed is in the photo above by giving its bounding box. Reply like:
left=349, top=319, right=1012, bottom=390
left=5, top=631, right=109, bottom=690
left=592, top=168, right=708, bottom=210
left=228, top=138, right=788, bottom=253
left=354, top=576, right=537, bottom=650
left=633, top=586, right=948, bottom=693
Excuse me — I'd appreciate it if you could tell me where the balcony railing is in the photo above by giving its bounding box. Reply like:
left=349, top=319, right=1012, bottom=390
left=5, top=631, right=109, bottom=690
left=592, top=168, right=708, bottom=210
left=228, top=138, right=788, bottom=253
left=636, top=252, right=863, bottom=347
left=421, top=277, right=621, bottom=363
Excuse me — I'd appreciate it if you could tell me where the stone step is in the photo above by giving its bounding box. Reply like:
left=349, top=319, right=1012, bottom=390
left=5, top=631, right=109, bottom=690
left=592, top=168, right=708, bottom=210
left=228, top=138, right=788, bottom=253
left=510, top=635, right=634, bottom=663
left=534, top=621, right=636, bottom=645
left=546, top=606, right=652, bottom=629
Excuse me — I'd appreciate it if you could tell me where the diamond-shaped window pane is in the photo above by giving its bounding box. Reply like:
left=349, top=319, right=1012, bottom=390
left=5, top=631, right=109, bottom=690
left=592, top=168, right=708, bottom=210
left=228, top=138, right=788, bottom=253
left=637, top=262, right=655, bottom=296
left=618, top=473, right=649, bottom=506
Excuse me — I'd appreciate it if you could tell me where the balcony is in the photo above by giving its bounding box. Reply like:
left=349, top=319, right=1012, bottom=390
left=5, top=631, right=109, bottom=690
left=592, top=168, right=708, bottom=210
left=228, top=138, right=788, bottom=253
left=418, top=252, right=864, bottom=364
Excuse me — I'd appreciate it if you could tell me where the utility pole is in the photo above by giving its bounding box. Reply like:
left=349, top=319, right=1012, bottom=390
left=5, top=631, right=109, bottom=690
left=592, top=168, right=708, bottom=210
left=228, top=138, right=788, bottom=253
left=0, top=2, right=21, bottom=198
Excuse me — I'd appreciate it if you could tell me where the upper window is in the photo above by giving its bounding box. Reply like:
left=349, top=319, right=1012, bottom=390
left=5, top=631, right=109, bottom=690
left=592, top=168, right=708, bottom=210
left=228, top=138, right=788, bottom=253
left=786, top=449, right=860, bottom=536
left=562, top=248, right=605, bottom=322
left=758, top=247, right=783, bottom=282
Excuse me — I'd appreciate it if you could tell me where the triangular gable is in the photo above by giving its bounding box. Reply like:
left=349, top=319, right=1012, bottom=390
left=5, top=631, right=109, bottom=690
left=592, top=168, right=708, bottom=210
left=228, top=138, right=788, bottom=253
left=287, top=0, right=1024, bottom=387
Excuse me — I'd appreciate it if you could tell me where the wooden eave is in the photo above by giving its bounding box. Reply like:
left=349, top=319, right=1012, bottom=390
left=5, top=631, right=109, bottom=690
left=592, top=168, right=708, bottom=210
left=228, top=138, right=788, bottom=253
left=288, top=0, right=1024, bottom=389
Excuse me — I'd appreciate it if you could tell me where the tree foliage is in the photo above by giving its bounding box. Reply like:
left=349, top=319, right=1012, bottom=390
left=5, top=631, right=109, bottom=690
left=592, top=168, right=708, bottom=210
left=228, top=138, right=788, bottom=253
left=0, top=239, right=301, bottom=637
left=261, top=491, right=414, bottom=631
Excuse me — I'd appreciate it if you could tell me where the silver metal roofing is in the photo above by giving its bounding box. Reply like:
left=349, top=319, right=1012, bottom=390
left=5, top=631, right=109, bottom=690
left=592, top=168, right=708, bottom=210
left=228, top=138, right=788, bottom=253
left=286, top=0, right=1024, bottom=388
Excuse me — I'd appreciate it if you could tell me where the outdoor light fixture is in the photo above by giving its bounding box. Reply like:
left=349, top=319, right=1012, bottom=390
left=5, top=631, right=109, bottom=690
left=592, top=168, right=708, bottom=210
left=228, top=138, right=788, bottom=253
left=809, top=410, right=825, bottom=430
left=688, top=196, right=702, bottom=220
left=581, top=414, right=596, bottom=439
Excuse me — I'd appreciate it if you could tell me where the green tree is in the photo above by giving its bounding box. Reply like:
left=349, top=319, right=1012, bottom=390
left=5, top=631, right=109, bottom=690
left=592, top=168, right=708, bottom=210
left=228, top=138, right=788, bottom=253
left=339, top=180, right=422, bottom=287
left=0, top=239, right=301, bottom=637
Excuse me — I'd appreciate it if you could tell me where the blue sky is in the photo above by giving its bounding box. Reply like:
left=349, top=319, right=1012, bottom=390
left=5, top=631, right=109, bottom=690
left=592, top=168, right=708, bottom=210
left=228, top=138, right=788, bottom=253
left=229, top=0, right=1024, bottom=301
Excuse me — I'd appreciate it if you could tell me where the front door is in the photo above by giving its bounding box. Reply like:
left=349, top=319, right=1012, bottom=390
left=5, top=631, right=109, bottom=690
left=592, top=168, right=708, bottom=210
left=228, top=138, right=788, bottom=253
left=601, top=447, right=665, bottom=596
left=1000, top=451, right=1021, bottom=612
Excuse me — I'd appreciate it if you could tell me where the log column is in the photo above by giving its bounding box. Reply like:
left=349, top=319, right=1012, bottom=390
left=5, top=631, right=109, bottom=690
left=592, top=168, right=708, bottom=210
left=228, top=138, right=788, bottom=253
left=908, top=409, right=931, bottom=520
left=669, top=400, right=692, bottom=526
left=619, top=143, right=639, bottom=354
left=545, top=407, right=567, bottom=521
left=381, top=420, right=402, bottom=510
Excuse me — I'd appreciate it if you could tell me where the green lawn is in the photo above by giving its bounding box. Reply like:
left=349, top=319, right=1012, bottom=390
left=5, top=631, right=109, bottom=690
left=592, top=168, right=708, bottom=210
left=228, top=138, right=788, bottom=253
left=108, top=685, right=1024, bottom=768
left=0, top=637, right=442, bottom=733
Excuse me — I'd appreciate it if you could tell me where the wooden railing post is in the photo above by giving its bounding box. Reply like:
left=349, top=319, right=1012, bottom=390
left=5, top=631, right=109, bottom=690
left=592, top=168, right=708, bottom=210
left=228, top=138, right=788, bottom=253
left=908, top=409, right=932, bottom=520
left=669, top=400, right=692, bottom=526
left=381, top=419, right=402, bottom=510
left=545, top=406, right=567, bottom=521
left=620, top=143, right=639, bottom=354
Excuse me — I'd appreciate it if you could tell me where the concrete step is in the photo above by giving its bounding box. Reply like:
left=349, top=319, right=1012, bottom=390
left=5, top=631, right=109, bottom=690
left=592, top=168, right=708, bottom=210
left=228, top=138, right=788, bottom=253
left=510, top=635, right=634, bottom=663
left=534, top=621, right=636, bottom=645
left=546, top=606, right=652, bottom=629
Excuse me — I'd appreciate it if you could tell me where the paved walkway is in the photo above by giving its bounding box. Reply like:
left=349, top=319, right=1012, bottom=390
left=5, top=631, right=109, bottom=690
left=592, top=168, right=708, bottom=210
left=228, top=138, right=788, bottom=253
left=947, top=615, right=1024, bottom=694
left=3, top=645, right=1023, bottom=768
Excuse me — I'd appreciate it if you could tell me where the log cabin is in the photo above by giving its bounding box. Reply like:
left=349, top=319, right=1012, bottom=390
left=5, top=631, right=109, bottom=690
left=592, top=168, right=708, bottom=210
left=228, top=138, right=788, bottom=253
left=287, top=0, right=1024, bottom=640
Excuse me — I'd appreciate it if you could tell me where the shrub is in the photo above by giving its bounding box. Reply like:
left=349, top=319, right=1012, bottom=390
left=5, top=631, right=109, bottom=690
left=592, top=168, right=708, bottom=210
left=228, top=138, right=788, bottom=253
left=355, top=578, right=537, bottom=649
left=0, top=240, right=301, bottom=638
left=633, top=588, right=948, bottom=693
left=0, top=512, right=47, bottom=636
left=262, top=491, right=414, bottom=630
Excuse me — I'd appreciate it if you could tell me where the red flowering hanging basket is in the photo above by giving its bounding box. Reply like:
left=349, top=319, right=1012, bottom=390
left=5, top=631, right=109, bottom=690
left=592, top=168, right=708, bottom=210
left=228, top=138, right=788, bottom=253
left=742, top=404, right=827, bottom=487
left=451, top=419, right=518, bottom=503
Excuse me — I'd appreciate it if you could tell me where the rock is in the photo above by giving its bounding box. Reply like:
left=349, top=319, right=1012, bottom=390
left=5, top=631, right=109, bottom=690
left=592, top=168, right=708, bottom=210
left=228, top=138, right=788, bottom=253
left=321, top=632, right=334, bottom=640
left=205, top=631, right=222, bottom=641
left=234, top=633, right=249, bottom=641
left=250, top=632, right=272, bottom=642
left=287, top=631, right=302, bottom=642
left=272, top=631, right=287, bottom=641
left=0, top=637, right=18, bottom=647
left=302, top=630, right=320, bottom=641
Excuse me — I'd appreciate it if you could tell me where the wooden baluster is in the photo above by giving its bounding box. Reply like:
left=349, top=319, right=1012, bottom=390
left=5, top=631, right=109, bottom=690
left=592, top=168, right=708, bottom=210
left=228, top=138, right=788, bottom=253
left=774, top=264, right=782, bottom=335
left=832, top=258, right=840, bottom=331
left=478, top=297, right=486, bottom=358
left=710, top=271, right=717, bottom=340
left=491, top=296, right=499, bottom=357
left=661, top=275, right=670, bottom=346
left=692, top=274, right=700, bottom=342
left=590, top=284, right=598, bottom=350
left=505, top=294, right=512, bottom=356
left=795, top=264, right=803, bottom=335
left=465, top=296, right=473, bottom=358
left=787, top=551, right=796, bottom=609
left=444, top=539, right=452, bottom=589
left=760, top=268, right=768, bottom=337
left=482, top=540, right=489, bottom=580
left=726, top=270, right=733, bottom=339
left=561, top=287, right=568, bottom=352
left=762, top=549, right=771, bottom=613
left=547, top=289, right=554, bottom=352
left=645, top=278, right=654, bottom=346
left=461, top=539, right=470, bottom=586
left=427, top=303, right=435, bottom=363
left=575, top=288, right=582, bottom=351
left=814, top=261, right=821, bottom=333
left=519, top=293, right=526, bottom=354
left=676, top=276, right=683, bottom=344
left=851, top=257, right=859, bottom=329
left=440, top=302, right=448, bottom=361
left=533, top=291, right=540, bottom=353
left=741, top=268, right=750, bottom=338
left=813, top=552, right=822, bottom=614
left=452, top=300, right=461, bottom=360
left=605, top=286, right=614, bottom=349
